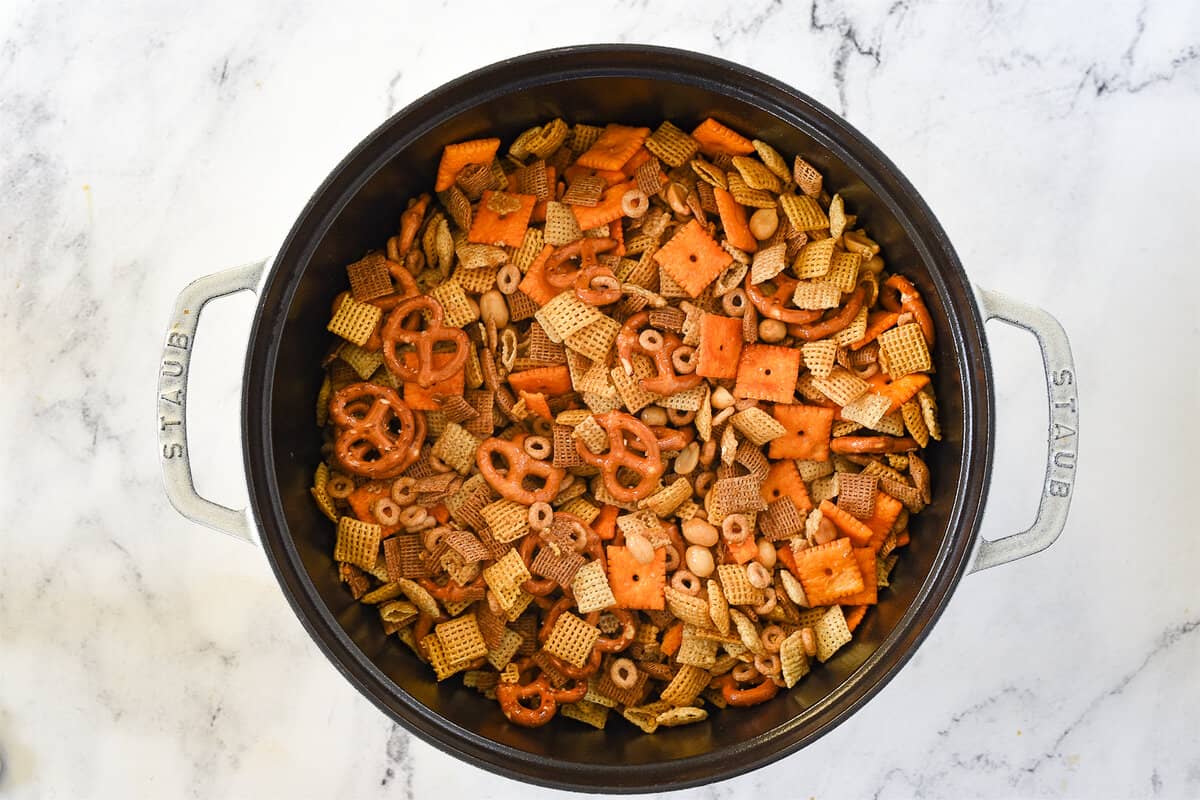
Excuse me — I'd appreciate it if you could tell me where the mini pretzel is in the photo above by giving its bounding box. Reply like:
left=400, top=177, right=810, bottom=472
left=714, top=673, right=780, bottom=707
left=544, top=237, right=619, bottom=289
left=646, top=425, right=694, bottom=452
left=574, top=264, right=622, bottom=305
left=616, top=311, right=703, bottom=397
left=591, top=608, right=635, bottom=653
left=496, top=665, right=561, bottom=727
left=881, top=275, right=935, bottom=346
left=328, top=382, right=424, bottom=478
left=477, top=435, right=566, bottom=504
left=397, top=194, right=431, bottom=258
left=788, top=285, right=867, bottom=341
left=744, top=273, right=823, bottom=325
left=829, top=435, right=918, bottom=454
left=419, top=576, right=486, bottom=603
left=575, top=411, right=664, bottom=503
left=381, top=295, right=470, bottom=387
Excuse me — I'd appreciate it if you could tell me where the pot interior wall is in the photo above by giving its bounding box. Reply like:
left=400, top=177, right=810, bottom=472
left=256, top=66, right=972, bottom=781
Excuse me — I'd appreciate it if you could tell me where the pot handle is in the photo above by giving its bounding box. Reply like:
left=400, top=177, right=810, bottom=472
left=969, top=288, right=1078, bottom=572
left=158, top=259, right=268, bottom=544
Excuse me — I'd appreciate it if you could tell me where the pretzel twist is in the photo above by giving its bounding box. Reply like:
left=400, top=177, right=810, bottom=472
left=744, top=273, right=823, bottom=325
left=328, top=382, right=424, bottom=478
left=575, top=411, right=665, bottom=503
left=544, top=237, right=618, bottom=289
left=574, top=264, right=622, bottom=306
left=476, top=436, right=566, bottom=505
left=616, top=311, right=703, bottom=397
left=381, top=295, right=470, bottom=387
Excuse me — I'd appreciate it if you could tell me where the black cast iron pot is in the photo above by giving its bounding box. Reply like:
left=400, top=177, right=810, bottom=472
left=157, top=45, right=1079, bottom=793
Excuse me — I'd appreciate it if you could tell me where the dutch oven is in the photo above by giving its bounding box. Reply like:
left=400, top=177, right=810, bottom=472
left=156, top=45, right=1079, bottom=792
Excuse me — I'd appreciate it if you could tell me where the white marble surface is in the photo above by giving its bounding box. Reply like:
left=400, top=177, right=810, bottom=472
left=2, top=0, right=1198, bottom=797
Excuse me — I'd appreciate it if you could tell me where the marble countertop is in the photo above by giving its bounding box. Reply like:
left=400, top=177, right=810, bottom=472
left=2, top=0, right=1198, bottom=797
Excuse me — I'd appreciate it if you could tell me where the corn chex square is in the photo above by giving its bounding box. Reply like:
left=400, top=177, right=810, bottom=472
left=430, top=422, right=481, bottom=475
left=572, top=560, right=617, bottom=613
left=536, top=292, right=605, bottom=343
left=544, top=611, right=600, bottom=669
left=610, top=356, right=662, bottom=414
left=717, top=563, right=763, bottom=606
left=327, top=296, right=382, bottom=346
left=730, top=406, right=787, bottom=445
left=791, top=280, right=843, bottom=310
left=878, top=323, right=932, bottom=378
left=793, top=238, right=835, bottom=279
left=815, top=605, right=853, bottom=662
left=812, top=367, right=871, bottom=406
left=779, top=194, right=829, bottom=231
left=334, top=516, right=381, bottom=570
left=564, top=315, right=622, bottom=363
left=480, top=499, right=530, bottom=544
left=435, top=614, right=488, bottom=663
left=826, top=250, right=862, bottom=292
left=801, top=340, right=838, bottom=379
left=429, top=280, right=479, bottom=328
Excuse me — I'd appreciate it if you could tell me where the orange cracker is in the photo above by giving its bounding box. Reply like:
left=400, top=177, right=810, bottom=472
left=852, top=310, right=901, bottom=350
left=818, top=499, right=874, bottom=547
left=572, top=180, right=635, bottom=231
left=518, top=390, right=552, bottom=421
left=607, top=545, right=666, bottom=610
left=734, top=344, right=801, bottom=403
left=575, top=124, right=651, bottom=172
left=652, top=219, right=733, bottom=298
left=507, top=365, right=572, bottom=396
left=864, top=491, right=904, bottom=551
left=517, top=244, right=562, bottom=305
left=843, top=604, right=869, bottom=633
left=467, top=190, right=536, bottom=247
left=760, top=459, right=814, bottom=514
left=724, top=533, right=759, bottom=565
left=435, top=138, right=500, bottom=192
left=695, top=313, right=744, bottom=379
left=713, top=185, right=757, bottom=253
left=790, top=537, right=864, bottom=607
left=872, top=373, right=932, bottom=413
left=347, top=482, right=401, bottom=537
left=621, top=146, right=656, bottom=177
left=402, top=351, right=466, bottom=411
left=835, top=548, right=879, bottom=606
left=690, top=118, right=755, bottom=157
left=768, top=404, right=835, bottom=461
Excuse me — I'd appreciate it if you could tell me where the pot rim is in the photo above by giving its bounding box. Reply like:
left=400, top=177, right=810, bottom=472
left=242, top=44, right=993, bottom=793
